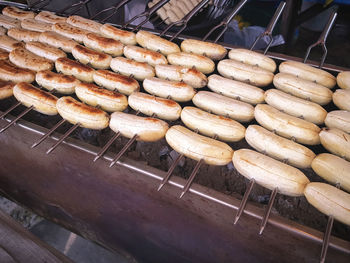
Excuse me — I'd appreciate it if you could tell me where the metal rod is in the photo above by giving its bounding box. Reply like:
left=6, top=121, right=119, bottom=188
left=234, top=179, right=255, bottom=225
left=265, top=2, right=286, bottom=37
left=202, top=0, right=248, bottom=42
left=0, top=106, right=33, bottom=133
left=157, top=154, right=184, bottom=191
left=122, top=0, right=170, bottom=29
left=26, top=0, right=51, bottom=11
left=179, top=159, right=204, bottom=199
left=320, top=216, right=334, bottom=263
left=85, top=1, right=91, bottom=18
left=90, top=6, right=115, bottom=20
left=90, top=0, right=132, bottom=21
left=71, top=0, right=92, bottom=16
left=160, top=0, right=210, bottom=40
left=259, top=188, right=278, bottom=235
left=263, top=37, right=274, bottom=55
left=303, top=10, right=337, bottom=68
left=57, top=0, right=92, bottom=16
left=250, top=1, right=286, bottom=52
left=93, top=132, right=121, bottom=162
left=0, top=101, right=21, bottom=119
left=158, top=129, right=202, bottom=191
left=99, top=111, right=140, bottom=163
left=31, top=119, right=66, bottom=149
left=319, top=183, right=340, bottom=263
left=109, top=134, right=138, bottom=168
left=154, top=17, right=169, bottom=28
left=46, top=123, right=80, bottom=154
left=26, top=0, right=45, bottom=9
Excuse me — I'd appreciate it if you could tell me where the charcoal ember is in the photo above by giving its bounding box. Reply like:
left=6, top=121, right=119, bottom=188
left=207, top=166, right=225, bottom=191
left=135, top=139, right=169, bottom=168
left=276, top=197, right=294, bottom=212
left=298, top=197, right=309, bottom=211
left=168, top=150, right=185, bottom=168
left=22, top=106, right=61, bottom=129
left=159, top=146, right=170, bottom=157
left=127, top=150, right=141, bottom=160
left=222, top=168, right=248, bottom=195
left=75, top=128, right=99, bottom=145
left=96, top=129, right=115, bottom=147
left=196, top=166, right=211, bottom=188
left=0, top=97, right=15, bottom=112
left=257, top=194, right=270, bottom=204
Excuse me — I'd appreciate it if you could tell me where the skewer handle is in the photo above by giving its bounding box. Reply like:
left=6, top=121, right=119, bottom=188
left=202, top=0, right=248, bottom=42
left=58, top=0, right=91, bottom=16
left=250, top=1, right=286, bottom=53
left=160, top=0, right=210, bottom=39
left=90, top=0, right=132, bottom=21
left=123, top=0, right=170, bottom=29
left=303, top=10, right=337, bottom=68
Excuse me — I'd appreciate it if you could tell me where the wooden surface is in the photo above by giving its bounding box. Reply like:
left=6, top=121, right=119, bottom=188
left=0, top=209, right=73, bottom=263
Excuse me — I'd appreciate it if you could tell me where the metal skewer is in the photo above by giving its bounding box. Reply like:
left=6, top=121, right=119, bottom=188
left=90, top=0, right=132, bottom=22
left=0, top=105, right=34, bottom=133
left=57, top=0, right=92, bottom=16
left=179, top=134, right=218, bottom=199
left=234, top=179, right=255, bottom=224
left=109, top=134, right=138, bottom=168
left=259, top=188, right=278, bottom=235
left=202, top=0, right=248, bottom=43
left=149, top=14, right=161, bottom=24
left=122, top=0, right=170, bottom=31
left=46, top=123, right=80, bottom=154
left=31, top=119, right=66, bottom=149
left=95, top=110, right=141, bottom=162
left=154, top=17, right=170, bottom=28
left=319, top=183, right=340, bottom=263
left=250, top=1, right=286, bottom=54
left=303, top=10, right=337, bottom=68
left=179, top=159, right=204, bottom=199
left=93, top=132, right=121, bottom=162
left=320, top=216, right=334, bottom=263
left=0, top=101, right=21, bottom=119
left=157, top=153, right=184, bottom=191
left=160, top=0, right=210, bottom=41
left=157, top=129, right=200, bottom=191
left=25, top=0, right=52, bottom=11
